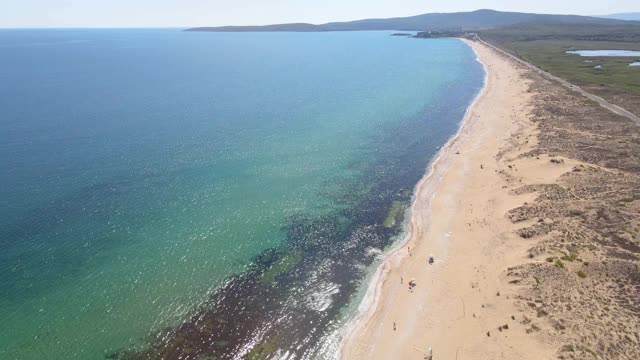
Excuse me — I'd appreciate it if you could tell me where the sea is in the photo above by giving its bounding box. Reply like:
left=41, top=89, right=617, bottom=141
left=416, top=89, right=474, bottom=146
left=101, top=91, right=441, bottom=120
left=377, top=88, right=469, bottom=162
left=0, top=29, right=484, bottom=359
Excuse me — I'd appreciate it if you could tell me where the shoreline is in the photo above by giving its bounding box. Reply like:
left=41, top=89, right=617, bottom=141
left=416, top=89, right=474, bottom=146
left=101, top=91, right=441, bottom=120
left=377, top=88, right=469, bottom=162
left=339, top=39, right=557, bottom=359
left=336, top=38, right=490, bottom=354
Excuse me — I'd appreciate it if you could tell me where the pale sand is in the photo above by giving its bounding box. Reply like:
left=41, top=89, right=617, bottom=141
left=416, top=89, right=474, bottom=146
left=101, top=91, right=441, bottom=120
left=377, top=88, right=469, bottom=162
left=340, top=40, right=560, bottom=359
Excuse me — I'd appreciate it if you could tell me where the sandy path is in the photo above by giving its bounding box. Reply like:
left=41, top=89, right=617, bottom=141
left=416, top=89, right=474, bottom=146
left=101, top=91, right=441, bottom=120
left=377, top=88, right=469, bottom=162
left=339, top=40, right=558, bottom=360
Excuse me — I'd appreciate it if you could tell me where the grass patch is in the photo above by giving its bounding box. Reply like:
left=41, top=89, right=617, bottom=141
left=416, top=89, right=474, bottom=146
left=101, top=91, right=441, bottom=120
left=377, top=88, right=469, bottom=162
left=482, top=22, right=640, bottom=114
left=383, top=200, right=404, bottom=228
left=584, top=348, right=598, bottom=357
left=554, top=259, right=565, bottom=269
left=506, top=40, right=640, bottom=96
left=561, top=253, right=578, bottom=262
left=620, top=195, right=640, bottom=203
left=260, top=251, right=303, bottom=286
left=568, top=209, right=584, bottom=217
left=577, top=270, right=587, bottom=278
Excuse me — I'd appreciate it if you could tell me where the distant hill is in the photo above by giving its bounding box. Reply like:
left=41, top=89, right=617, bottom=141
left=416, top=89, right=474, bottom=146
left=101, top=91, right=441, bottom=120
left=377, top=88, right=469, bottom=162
left=481, top=21, right=640, bottom=43
left=598, top=13, right=640, bottom=21
left=187, top=9, right=628, bottom=32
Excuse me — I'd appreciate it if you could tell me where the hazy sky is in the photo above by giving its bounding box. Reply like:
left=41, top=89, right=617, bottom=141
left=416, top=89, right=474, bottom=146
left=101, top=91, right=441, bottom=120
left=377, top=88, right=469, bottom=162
left=1, top=0, right=638, bottom=28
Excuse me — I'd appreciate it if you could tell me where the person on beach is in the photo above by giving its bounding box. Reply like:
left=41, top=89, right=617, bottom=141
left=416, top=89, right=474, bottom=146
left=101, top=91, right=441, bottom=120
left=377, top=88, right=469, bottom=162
left=393, top=322, right=396, bottom=331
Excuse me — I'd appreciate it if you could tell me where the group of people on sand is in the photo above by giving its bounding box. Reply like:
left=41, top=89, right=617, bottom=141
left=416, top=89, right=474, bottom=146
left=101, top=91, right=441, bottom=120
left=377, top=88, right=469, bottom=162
left=395, top=251, right=436, bottom=359
left=401, top=254, right=435, bottom=292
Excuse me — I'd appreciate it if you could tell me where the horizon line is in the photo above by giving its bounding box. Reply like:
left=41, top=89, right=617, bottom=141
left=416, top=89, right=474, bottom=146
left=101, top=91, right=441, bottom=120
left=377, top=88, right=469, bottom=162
left=1, top=8, right=637, bottom=30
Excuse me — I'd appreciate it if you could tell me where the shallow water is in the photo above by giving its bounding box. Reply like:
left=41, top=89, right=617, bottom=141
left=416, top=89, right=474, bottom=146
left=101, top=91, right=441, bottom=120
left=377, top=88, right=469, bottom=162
left=567, top=49, right=640, bottom=57
left=0, top=29, right=483, bottom=359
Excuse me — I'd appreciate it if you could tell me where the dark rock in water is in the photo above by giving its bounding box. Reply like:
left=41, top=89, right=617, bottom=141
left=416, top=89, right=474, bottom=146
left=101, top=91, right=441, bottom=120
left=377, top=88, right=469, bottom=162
left=391, top=33, right=414, bottom=37
left=111, top=184, right=414, bottom=360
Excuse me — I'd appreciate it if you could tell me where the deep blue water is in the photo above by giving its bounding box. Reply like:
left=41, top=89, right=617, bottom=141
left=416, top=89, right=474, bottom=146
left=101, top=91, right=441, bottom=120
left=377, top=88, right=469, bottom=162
left=0, top=29, right=484, bottom=359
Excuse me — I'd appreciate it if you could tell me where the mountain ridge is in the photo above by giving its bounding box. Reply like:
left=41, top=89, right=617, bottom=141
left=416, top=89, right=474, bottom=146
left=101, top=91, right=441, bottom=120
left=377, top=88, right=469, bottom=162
left=186, top=9, right=632, bottom=32
left=598, top=12, right=640, bottom=21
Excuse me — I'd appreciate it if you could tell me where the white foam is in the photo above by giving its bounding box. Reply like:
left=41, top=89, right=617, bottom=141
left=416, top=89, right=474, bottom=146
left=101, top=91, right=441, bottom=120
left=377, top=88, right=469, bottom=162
left=301, top=259, right=340, bottom=312
left=365, top=247, right=382, bottom=257
left=306, top=282, right=340, bottom=312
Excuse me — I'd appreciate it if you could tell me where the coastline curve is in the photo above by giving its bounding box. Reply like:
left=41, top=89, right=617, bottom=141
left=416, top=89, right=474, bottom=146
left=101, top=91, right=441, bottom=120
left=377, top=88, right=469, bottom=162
left=336, top=38, right=489, bottom=359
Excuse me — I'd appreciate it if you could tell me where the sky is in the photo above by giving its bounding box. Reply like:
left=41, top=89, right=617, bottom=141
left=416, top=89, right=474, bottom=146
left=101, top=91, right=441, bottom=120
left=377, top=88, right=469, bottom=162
left=1, top=0, right=638, bottom=28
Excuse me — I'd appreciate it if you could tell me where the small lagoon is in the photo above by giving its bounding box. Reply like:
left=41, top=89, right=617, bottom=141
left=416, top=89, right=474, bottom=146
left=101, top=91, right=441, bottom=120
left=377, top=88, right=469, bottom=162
left=567, top=50, right=640, bottom=57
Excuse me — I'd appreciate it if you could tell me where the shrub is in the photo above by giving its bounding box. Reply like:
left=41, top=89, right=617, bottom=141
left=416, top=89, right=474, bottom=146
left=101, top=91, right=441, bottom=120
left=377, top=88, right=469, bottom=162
left=561, top=253, right=577, bottom=262
left=560, top=344, right=575, bottom=352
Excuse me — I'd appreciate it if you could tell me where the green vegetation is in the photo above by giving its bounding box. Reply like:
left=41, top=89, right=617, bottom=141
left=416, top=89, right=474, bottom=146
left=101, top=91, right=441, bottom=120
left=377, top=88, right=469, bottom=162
left=584, top=348, right=598, bottom=357
left=561, top=252, right=578, bottom=262
left=246, top=341, right=277, bottom=360
left=260, top=251, right=303, bottom=286
left=483, top=22, right=640, bottom=43
left=620, top=195, right=640, bottom=203
left=577, top=270, right=587, bottom=278
left=383, top=200, right=404, bottom=228
left=481, top=21, right=640, bottom=114
left=507, top=40, right=640, bottom=95
left=568, top=209, right=584, bottom=217
left=554, top=259, right=565, bottom=269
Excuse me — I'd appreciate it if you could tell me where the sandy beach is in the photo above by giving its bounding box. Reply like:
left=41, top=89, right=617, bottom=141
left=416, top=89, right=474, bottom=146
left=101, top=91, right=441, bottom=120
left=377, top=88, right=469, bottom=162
left=341, top=39, right=559, bottom=359
left=342, top=33, right=640, bottom=359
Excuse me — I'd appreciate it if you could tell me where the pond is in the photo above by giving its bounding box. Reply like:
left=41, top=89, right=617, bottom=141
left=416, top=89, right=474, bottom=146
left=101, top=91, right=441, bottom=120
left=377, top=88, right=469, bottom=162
left=630, top=62, right=640, bottom=67
left=567, top=50, right=640, bottom=57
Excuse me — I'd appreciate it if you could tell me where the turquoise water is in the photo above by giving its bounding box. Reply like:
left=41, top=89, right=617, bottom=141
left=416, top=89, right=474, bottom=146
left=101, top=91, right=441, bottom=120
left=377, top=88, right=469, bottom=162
left=0, top=29, right=483, bottom=359
left=567, top=49, right=640, bottom=57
